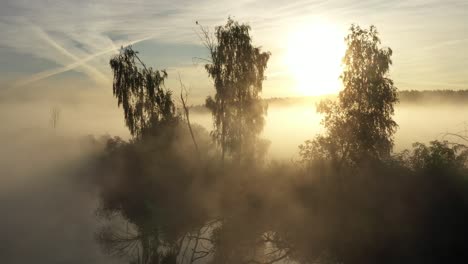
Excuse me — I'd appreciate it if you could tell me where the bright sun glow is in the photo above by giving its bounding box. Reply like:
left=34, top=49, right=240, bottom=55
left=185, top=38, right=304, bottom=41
left=286, top=21, right=346, bottom=96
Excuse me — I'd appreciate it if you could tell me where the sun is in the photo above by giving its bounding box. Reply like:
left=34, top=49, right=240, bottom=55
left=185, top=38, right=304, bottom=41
left=285, top=21, right=346, bottom=96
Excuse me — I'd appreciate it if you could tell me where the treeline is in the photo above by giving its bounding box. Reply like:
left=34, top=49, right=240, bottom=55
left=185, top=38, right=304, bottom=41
left=190, top=89, right=468, bottom=114
left=266, top=90, right=468, bottom=105
left=399, top=89, right=468, bottom=104
left=92, top=18, right=468, bottom=264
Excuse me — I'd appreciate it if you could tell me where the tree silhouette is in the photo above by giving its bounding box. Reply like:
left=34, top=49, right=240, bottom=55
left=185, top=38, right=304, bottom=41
left=50, top=106, right=60, bottom=129
left=110, top=46, right=178, bottom=139
left=203, top=18, right=271, bottom=164
left=301, top=25, right=398, bottom=166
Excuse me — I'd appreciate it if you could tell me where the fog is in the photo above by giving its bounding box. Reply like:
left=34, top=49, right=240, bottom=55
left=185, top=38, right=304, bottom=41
left=191, top=99, right=468, bottom=160
left=0, top=131, right=123, bottom=263
left=1, top=91, right=467, bottom=264
left=0, top=84, right=126, bottom=263
left=4, top=85, right=466, bottom=161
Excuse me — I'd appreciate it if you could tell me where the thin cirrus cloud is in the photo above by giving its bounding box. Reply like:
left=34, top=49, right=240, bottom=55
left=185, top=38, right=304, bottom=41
left=0, top=0, right=467, bottom=94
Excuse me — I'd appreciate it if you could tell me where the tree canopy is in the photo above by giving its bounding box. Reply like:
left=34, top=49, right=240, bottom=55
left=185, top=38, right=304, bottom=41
left=204, top=18, right=271, bottom=163
left=110, top=47, right=178, bottom=139
left=301, top=25, right=398, bottom=166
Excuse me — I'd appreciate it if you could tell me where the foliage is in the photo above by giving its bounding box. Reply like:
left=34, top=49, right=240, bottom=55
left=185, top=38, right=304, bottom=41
left=96, top=125, right=217, bottom=264
left=203, top=18, right=271, bottom=163
left=96, top=134, right=468, bottom=264
left=301, top=25, right=398, bottom=166
left=96, top=21, right=468, bottom=264
left=407, top=140, right=468, bottom=171
left=110, top=46, right=178, bottom=139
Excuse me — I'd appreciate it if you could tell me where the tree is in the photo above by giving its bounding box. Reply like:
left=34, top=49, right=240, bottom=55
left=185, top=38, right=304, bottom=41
left=50, top=106, right=60, bottom=129
left=110, top=46, right=178, bottom=139
left=408, top=141, right=468, bottom=171
left=301, top=25, right=398, bottom=166
left=203, top=18, right=271, bottom=164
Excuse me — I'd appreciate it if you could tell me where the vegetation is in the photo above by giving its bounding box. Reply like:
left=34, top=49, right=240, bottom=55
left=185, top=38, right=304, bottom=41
left=300, top=25, right=398, bottom=166
left=110, top=47, right=178, bottom=139
left=93, top=19, right=468, bottom=264
left=50, top=106, right=60, bottom=129
left=203, top=18, right=271, bottom=164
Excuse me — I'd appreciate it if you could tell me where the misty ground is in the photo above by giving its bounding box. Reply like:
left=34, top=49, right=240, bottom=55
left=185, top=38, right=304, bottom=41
left=0, top=91, right=467, bottom=263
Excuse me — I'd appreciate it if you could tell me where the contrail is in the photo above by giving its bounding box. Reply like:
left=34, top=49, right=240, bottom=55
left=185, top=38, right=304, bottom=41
left=15, top=23, right=155, bottom=87
left=27, top=24, right=111, bottom=85
left=15, top=35, right=155, bottom=87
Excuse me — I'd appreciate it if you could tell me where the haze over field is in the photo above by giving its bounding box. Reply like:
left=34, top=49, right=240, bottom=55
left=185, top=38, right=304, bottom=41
left=2, top=92, right=467, bottom=159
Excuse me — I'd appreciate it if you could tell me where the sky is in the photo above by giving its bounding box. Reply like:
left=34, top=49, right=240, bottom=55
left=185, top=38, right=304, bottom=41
left=1, top=0, right=468, bottom=104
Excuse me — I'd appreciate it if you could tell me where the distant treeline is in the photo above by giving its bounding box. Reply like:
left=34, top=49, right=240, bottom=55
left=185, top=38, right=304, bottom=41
left=268, top=89, right=468, bottom=105
left=398, top=89, right=468, bottom=103
left=189, top=90, right=468, bottom=113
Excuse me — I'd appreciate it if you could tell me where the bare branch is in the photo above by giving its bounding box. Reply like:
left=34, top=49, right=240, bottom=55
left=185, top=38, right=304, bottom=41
left=178, top=74, right=199, bottom=155
left=442, top=132, right=468, bottom=143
